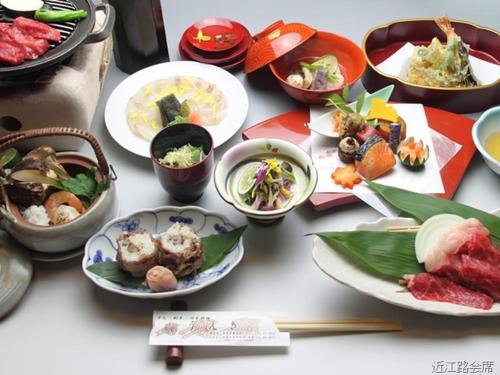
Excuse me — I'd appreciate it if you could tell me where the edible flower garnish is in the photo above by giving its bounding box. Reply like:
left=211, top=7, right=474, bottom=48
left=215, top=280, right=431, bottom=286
left=238, top=159, right=296, bottom=211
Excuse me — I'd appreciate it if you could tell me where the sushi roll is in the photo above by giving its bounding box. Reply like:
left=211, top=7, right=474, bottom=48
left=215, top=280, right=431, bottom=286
left=157, top=223, right=204, bottom=278
left=116, top=231, right=158, bottom=277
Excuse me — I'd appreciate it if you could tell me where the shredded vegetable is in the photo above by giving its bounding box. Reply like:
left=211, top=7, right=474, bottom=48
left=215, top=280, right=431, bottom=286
left=159, top=144, right=204, bottom=168
left=240, top=158, right=296, bottom=211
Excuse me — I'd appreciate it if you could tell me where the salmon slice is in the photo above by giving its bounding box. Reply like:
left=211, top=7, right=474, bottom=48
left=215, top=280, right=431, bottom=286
left=355, top=135, right=396, bottom=180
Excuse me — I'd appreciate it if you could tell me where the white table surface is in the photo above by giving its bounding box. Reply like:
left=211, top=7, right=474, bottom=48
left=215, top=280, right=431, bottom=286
left=2, top=1, right=500, bottom=374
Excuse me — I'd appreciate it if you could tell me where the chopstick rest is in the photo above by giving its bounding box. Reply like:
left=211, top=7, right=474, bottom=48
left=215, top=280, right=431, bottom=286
left=165, top=301, right=187, bottom=368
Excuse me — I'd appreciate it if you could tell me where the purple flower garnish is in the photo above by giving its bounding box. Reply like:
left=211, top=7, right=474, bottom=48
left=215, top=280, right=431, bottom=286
left=255, top=162, right=269, bottom=187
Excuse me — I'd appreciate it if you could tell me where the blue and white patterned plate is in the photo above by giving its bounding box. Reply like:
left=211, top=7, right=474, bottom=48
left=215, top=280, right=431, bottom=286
left=82, top=206, right=244, bottom=299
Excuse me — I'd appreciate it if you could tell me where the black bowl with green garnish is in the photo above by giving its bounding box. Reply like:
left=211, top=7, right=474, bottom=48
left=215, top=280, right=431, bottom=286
left=150, top=124, right=214, bottom=202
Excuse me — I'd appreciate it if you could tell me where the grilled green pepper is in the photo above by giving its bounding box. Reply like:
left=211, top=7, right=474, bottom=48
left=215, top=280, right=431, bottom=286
left=34, top=9, right=88, bottom=22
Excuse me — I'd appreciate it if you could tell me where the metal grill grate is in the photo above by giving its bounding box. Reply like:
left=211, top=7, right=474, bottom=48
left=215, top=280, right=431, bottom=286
left=0, top=0, right=78, bottom=48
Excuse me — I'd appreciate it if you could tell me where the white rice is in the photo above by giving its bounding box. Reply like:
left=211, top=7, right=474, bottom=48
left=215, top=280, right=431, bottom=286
left=22, top=205, right=50, bottom=226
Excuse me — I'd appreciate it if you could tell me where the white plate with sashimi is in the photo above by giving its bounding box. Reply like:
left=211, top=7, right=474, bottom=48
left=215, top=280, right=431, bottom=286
left=105, top=61, right=249, bottom=157
left=312, top=209, right=500, bottom=316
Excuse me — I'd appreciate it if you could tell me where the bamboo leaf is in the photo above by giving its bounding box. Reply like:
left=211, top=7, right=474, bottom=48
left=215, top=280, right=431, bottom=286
left=342, top=86, right=350, bottom=102
left=315, top=231, right=424, bottom=281
left=366, top=181, right=500, bottom=243
left=199, top=225, right=247, bottom=272
left=355, top=90, right=366, bottom=113
left=86, top=262, right=145, bottom=288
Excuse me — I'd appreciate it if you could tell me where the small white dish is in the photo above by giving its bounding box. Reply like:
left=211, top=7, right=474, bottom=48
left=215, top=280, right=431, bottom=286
left=472, top=106, right=500, bottom=175
left=307, top=85, right=394, bottom=138
left=312, top=209, right=500, bottom=316
left=83, top=206, right=244, bottom=299
left=105, top=61, right=249, bottom=158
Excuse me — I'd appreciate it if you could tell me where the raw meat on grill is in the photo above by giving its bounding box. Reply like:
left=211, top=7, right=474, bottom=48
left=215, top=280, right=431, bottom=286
left=404, top=273, right=494, bottom=310
left=0, top=41, right=25, bottom=66
left=13, top=17, right=61, bottom=43
left=5, top=27, right=50, bottom=59
left=0, top=18, right=60, bottom=66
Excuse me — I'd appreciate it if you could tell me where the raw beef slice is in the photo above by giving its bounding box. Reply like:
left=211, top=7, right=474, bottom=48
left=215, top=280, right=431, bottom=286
left=404, top=273, right=493, bottom=310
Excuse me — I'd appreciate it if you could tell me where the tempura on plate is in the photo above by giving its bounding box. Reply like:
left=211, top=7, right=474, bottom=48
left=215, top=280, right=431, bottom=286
left=407, top=16, right=479, bottom=88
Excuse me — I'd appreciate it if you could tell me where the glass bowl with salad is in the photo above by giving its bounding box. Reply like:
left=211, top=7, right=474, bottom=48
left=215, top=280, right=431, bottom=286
left=150, top=123, right=214, bottom=202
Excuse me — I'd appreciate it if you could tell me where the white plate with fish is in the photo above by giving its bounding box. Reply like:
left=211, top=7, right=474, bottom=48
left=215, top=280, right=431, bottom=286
left=312, top=209, right=500, bottom=316
left=82, top=206, right=245, bottom=298
left=105, top=61, right=249, bottom=157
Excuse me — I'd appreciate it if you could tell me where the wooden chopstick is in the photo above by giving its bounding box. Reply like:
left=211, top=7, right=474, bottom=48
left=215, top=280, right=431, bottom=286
left=273, top=319, right=402, bottom=333
left=386, top=225, right=421, bottom=233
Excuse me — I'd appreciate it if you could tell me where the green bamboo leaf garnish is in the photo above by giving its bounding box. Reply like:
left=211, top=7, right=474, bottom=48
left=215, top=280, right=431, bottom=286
left=86, top=225, right=247, bottom=288
left=366, top=180, right=500, bottom=243
left=315, top=231, right=423, bottom=281
left=199, top=225, right=247, bottom=272
left=355, top=90, right=366, bottom=113
left=86, top=262, right=145, bottom=288
left=342, top=86, right=350, bottom=102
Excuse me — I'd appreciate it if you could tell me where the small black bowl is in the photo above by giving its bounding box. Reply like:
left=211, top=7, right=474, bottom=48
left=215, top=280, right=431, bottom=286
left=150, top=124, right=214, bottom=202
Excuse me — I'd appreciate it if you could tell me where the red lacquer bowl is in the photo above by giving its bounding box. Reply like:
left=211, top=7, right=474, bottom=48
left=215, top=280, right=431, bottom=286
left=150, top=124, right=214, bottom=203
left=362, top=18, right=500, bottom=113
left=268, top=31, right=366, bottom=104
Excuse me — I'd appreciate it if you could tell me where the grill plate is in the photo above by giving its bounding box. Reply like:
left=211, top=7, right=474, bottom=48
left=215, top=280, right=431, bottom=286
left=0, top=0, right=96, bottom=77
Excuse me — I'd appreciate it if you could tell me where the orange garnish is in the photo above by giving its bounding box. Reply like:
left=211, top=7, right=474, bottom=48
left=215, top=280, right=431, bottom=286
left=331, top=164, right=362, bottom=189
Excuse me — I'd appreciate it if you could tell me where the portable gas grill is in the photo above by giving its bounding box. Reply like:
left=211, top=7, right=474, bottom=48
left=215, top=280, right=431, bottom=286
left=0, top=0, right=115, bottom=77
left=0, top=1, right=115, bottom=150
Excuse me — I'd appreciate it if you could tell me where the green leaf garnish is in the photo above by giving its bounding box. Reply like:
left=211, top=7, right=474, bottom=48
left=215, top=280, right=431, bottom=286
left=355, top=90, right=366, bottom=114
left=199, top=225, right=247, bottom=272
left=342, top=86, right=350, bottom=102
left=60, top=167, right=105, bottom=208
left=315, top=231, right=423, bottom=281
left=366, top=181, right=500, bottom=243
left=86, top=262, right=145, bottom=288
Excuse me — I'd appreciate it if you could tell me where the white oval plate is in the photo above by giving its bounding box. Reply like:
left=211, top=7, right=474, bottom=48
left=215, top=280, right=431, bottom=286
left=312, top=209, right=500, bottom=316
left=105, top=61, right=249, bottom=158
left=82, top=206, right=244, bottom=299
left=307, top=85, right=394, bottom=138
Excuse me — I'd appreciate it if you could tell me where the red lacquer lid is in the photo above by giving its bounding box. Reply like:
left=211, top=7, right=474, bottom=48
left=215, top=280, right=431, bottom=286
left=244, top=20, right=316, bottom=73
left=186, top=17, right=246, bottom=52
